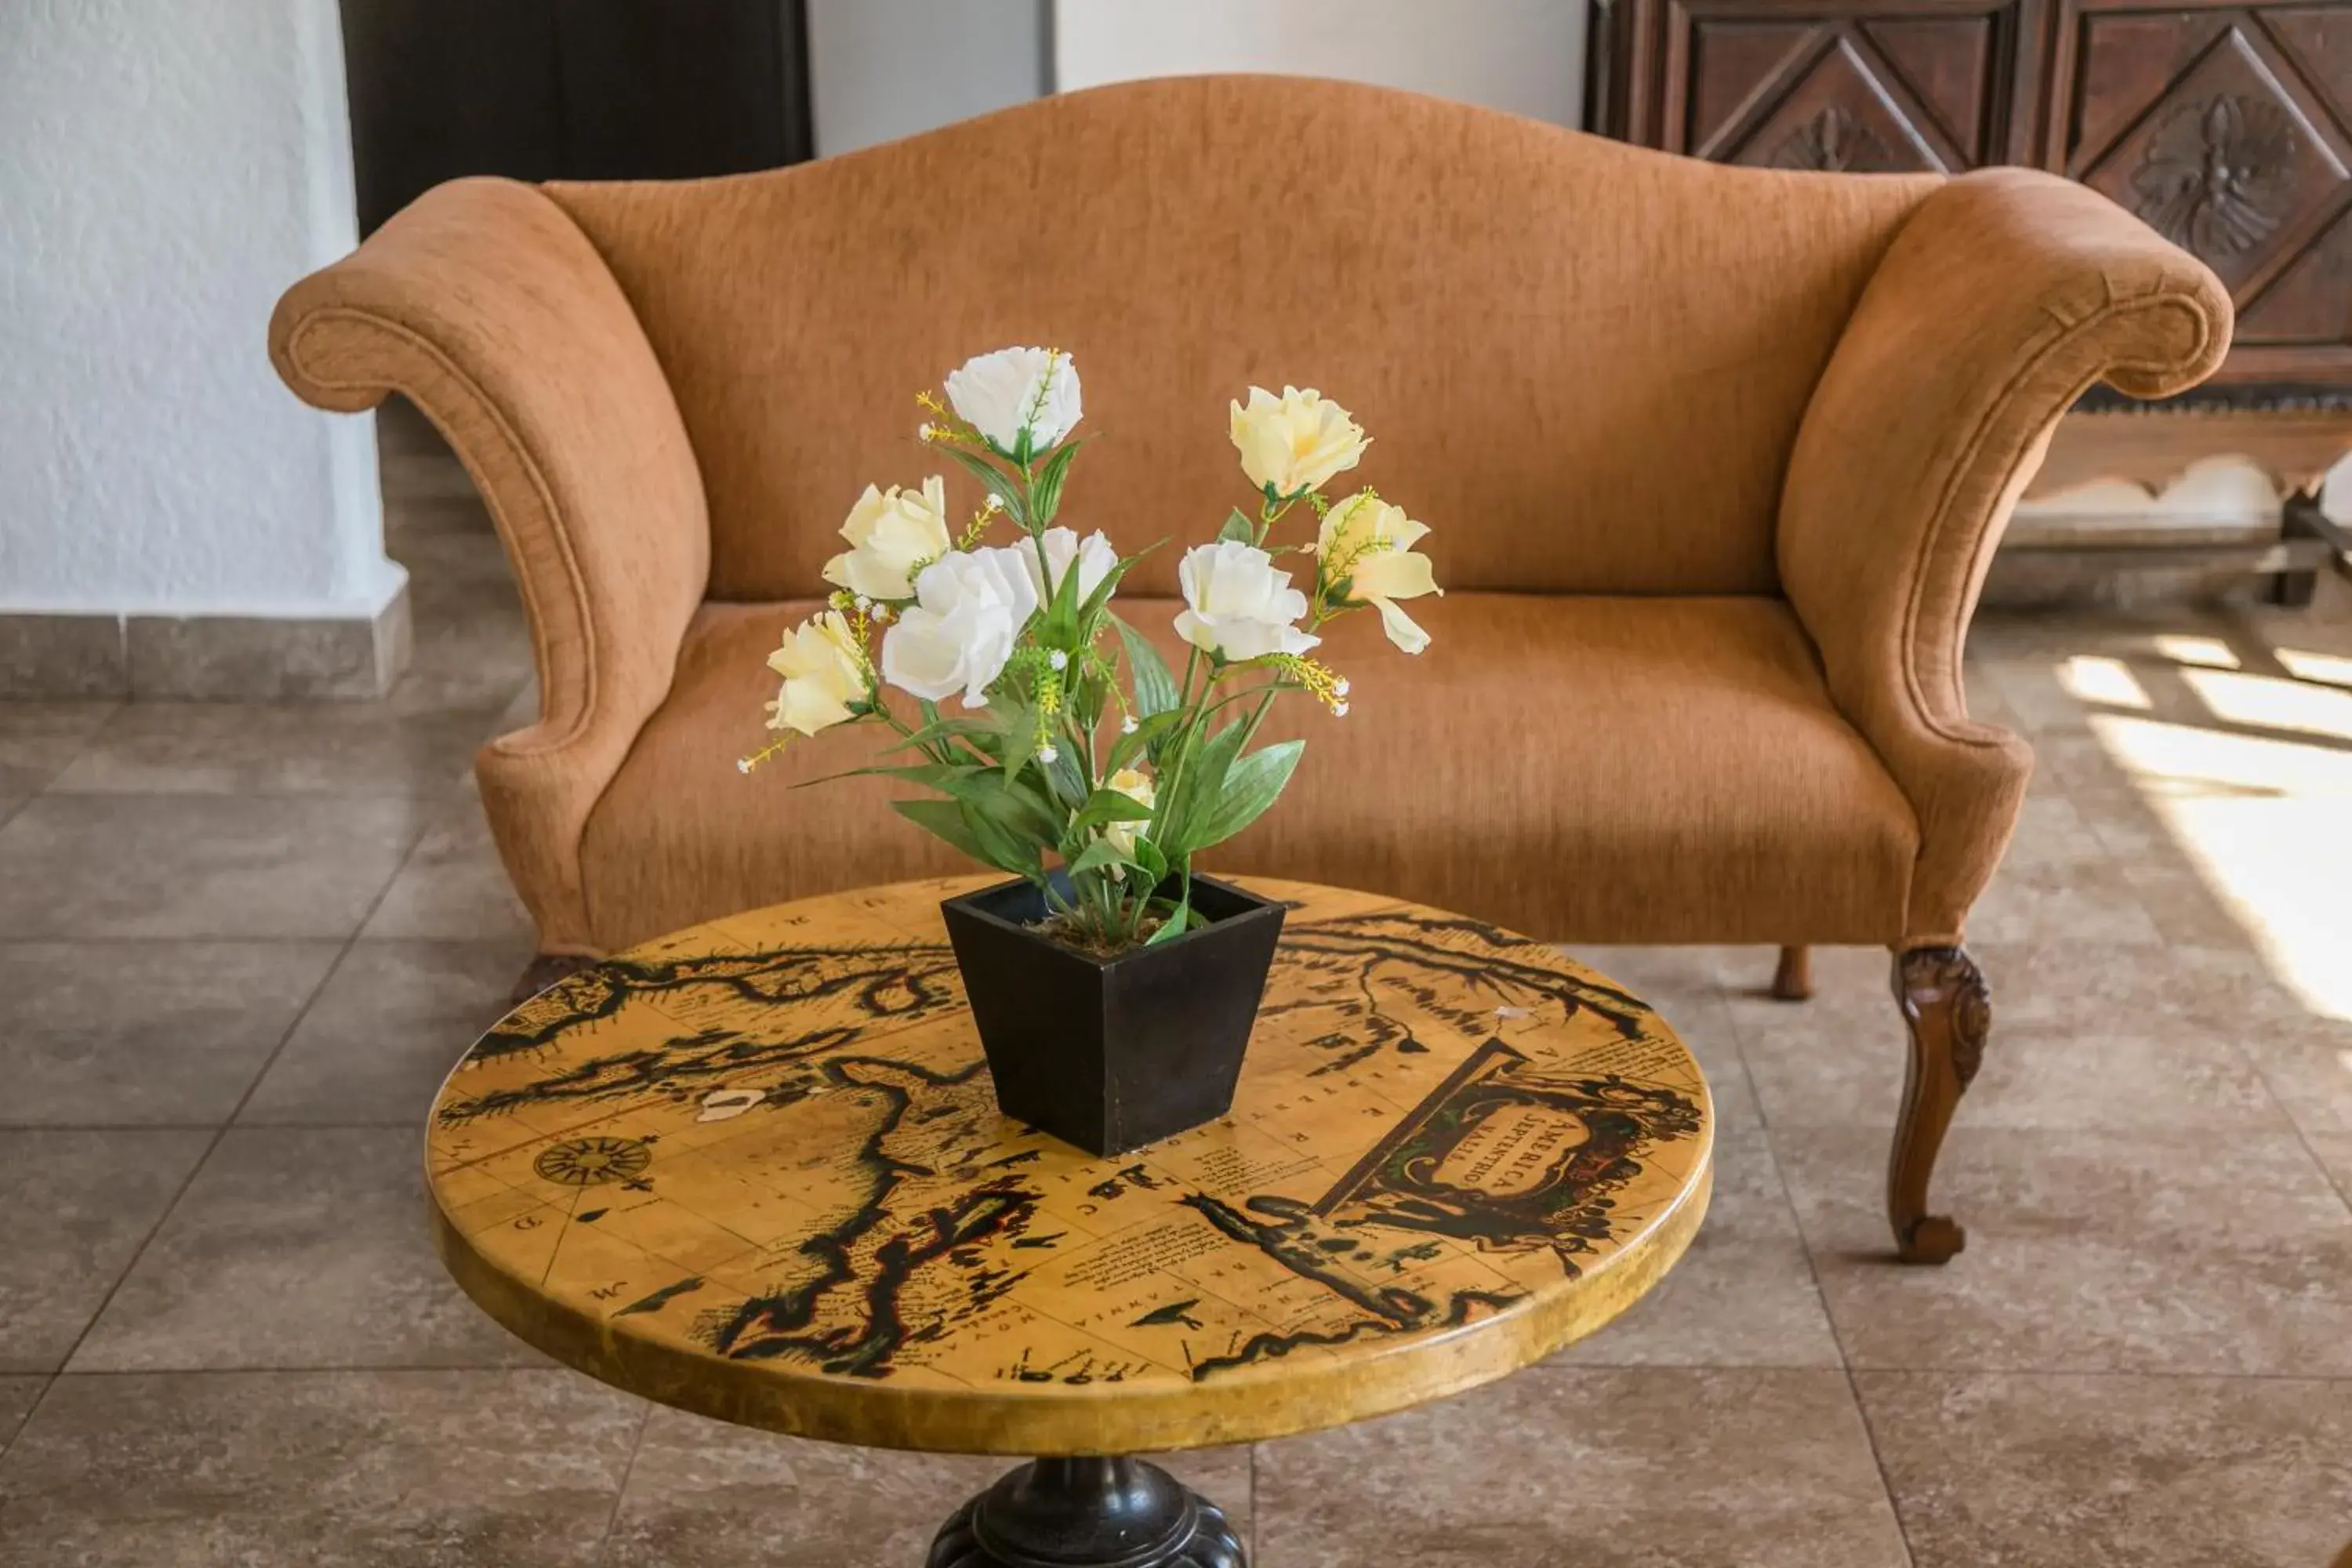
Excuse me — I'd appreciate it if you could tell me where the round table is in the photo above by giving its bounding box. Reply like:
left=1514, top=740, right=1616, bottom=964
left=426, top=877, right=1715, bottom=1567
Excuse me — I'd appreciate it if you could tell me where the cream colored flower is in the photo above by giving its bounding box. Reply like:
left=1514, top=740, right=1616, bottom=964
left=1174, top=539, right=1319, bottom=661
left=822, top=477, right=952, bottom=602
left=1102, top=765, right=1156, bottom=858
left=945, top=347, right=1083, bottom=455
left=1318, top=492, right=1442, bottom=654
left=1229, top=385, right=1369, bottom=499
left=1020, top=527, right=1119, bottom=607
left=763, top=610, right=867, bottom=735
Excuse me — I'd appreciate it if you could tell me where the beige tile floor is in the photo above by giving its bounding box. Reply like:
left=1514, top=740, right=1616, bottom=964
left=1, top=405, right=2349, bottom=1563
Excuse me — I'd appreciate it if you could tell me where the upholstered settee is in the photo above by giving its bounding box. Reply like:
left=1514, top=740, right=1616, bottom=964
left=270, top=76, right=2228, bottom=1262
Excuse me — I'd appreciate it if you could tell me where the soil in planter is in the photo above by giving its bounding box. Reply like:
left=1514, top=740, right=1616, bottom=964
left=1031, top=910, right=1173, bottom=959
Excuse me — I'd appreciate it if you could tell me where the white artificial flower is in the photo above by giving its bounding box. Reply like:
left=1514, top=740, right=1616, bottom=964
left=879, top=546, right=1040, bottom=706
left=1020, top=526, right=1119, bottom=608
left=762, top=610, right=867, bottom=736
left=1102, top=765, right=1156, bottom=857
left=822, top=477, right=952, bottom=601
left=944, top=347, right=1083, bottom=455
left=1317, top=492, right=1442, bottom=654
left=1173, top=539, right=1319, bottom=662
left=1229, top=386, right=1369, bottom=498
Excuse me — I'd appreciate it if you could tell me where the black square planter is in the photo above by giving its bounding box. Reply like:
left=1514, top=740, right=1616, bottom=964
left=939, top=873, right=1286, bottom=1156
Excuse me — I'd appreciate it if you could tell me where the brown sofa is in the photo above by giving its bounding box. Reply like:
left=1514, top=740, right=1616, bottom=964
left=269, top=76, right=2228, bottom=1263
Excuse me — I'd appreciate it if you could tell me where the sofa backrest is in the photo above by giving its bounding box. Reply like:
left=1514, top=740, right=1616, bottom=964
left=544, top=75, right=1936, bottom=602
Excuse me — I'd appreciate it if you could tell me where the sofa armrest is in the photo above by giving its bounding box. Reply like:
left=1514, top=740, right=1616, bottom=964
left=1778, top=169, right=2230, bottom=944
left=270, top=176, right=711, bottom=953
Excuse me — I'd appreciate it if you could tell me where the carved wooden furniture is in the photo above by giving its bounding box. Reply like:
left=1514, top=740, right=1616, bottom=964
left=2023, top=397, right=2352, bottom=602
left=1592, top=0, right=2052, bottom=169
left=426, top=877, right=1715, bottom=1567
left=1593, top=0, right=2352, bottom=593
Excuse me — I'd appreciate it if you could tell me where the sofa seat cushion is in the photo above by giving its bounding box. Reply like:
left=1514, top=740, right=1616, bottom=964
left=575, top=594, right=1917, bottom=951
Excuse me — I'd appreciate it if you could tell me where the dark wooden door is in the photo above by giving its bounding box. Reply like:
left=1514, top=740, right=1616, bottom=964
left=1599, top=0, right=2050, bottom=169
left=2049, top=2, right=2352, bottom=383
left=341, top=0, right=813, bottom=235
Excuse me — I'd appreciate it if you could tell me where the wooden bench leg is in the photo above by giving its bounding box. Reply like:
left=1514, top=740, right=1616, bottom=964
left=1888, top=946, right=1990, bottom=1265
left=1770, top=945, right=1813, bottom=1001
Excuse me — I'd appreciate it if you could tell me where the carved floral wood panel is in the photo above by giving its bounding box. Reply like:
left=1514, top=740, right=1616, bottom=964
left=2057, top=2, right=2352, bottom=379
left=1623, top=0, right=2041, bottom=169
left=1602, top=0, right=2352, bottom=383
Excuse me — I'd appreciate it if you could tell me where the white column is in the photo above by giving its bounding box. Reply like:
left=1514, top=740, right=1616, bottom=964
left=0, top=0, right=401, bottom=695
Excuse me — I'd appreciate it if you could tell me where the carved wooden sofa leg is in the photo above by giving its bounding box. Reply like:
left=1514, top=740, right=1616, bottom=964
left=1770, top=945, right=1813, bottom=1001
left=511, top=953, right=597, bottom=1004
left=1887, top=946, right=1990, bottom=1264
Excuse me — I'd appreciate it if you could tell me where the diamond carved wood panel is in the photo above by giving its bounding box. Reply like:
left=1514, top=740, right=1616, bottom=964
left=1661, top=0, right=2032, bottom=170
left=1683, top=19, right=1985, bottom=169
left=2060, top=4, right=2352, bottom=377
left=1606, top=0, right=2352, bottom=385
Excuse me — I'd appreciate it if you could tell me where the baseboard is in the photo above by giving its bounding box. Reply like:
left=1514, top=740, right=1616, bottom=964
left=0, top=584, right=412, bottom=700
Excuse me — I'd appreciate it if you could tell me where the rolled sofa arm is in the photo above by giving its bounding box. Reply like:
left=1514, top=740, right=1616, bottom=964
left=1779, top=169, right=2230, bottom=944
left=270, top=176, right=711, bottom=954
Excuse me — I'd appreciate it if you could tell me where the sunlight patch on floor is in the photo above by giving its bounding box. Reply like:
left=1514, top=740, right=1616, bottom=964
left=2178, top=666, right=2352, bottom=744
left=2089, top=710, right=2352, bottom=1022
left=2150, top=633, right=2241, bottom=670
left=2278, top=646, right=2352, bottom=689
left=2059, top=655, right=2153, bottom=710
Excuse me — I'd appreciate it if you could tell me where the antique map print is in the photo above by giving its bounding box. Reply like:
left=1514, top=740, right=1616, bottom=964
left=426, top=879, right=1711, bottom=1407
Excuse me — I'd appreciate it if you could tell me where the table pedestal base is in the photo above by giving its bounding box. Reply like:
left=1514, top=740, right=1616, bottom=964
left=926, top=1457, right=1246, bottom=1568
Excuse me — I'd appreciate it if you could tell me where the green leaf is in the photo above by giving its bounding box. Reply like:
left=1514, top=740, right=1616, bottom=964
left=881, top=761, right=1058, bottom=851
left=1039, top=747, right=1089, bottom=812
left=1106, top=708, right=1183, bottom=773
left=1065, top=837, right=1139, bottom=877
left=878, top=715, right=999, bottom=756
left=891, top=797, right=989, bottom=865
left=1041, top=537, right=1091, bottom=645
left=984, top=699, right=1036, bottom=780
left=982, top=769, right=1069, bottom=845
left=793, top=760, right=983, bottom=791
left=1145, top=880, right=1193, bottom=946
left=895, top=797, right=1041, bottom=882
left=1184, top=739, right=1304, bottom=854
left=1131, top=836, right=1168, bottom=886
left=1031, top=440, right=1083, bottom=525
left=1112, top=615, right=1181, bottom=718
left=1156, top=718, right=1250, bottom=859
left=965, top=805, right=1046, bottom=881
left=1071, top=788, right=1156, bottom=833
left=940, top=445, right=1028, bottom=526
left=1218, top=507, right=1255, bottom=544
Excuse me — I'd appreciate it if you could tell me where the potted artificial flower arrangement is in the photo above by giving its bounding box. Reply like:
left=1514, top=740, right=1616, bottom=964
left=741, top=347, right=1440, bottom=1154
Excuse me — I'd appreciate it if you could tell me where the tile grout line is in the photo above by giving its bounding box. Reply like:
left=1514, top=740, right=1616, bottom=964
left=1248, top=1438, right=1260, bottom=1563
left=594, top=1403, right=656, bottom=1557
left=1724, top=964, right=1922, bottom=1568
left=26, top=813, right=427, bottom=1403
left=0, top=1374, right=53, bottom=1465
left=2252, top=1067, right=2352, bottom=1218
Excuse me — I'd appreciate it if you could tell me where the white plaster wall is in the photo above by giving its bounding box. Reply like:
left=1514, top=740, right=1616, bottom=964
left=0, top=0, right=397, bottom=619
left=1054, top=0, right=1586, bottom=125
left=808, top=0, right=1050, bottom=157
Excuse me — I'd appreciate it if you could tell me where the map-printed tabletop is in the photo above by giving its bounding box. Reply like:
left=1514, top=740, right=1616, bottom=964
left=426, top=878, right=1715, bottom=1455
